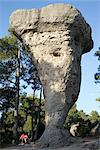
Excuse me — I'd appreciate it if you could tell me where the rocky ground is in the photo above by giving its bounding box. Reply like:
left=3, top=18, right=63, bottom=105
left=1, top=137, right=100, bottom=150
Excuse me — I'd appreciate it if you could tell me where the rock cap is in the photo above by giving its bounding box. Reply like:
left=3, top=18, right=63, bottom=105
left=10, top=4, right=93, bottom=55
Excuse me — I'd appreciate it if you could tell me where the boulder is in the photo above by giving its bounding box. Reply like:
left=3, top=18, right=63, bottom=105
left=90, top=123, right=100, bottom=137
left=70, top=123, right=80, bottom=136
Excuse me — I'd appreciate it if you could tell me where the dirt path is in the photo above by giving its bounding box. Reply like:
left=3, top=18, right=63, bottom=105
left=1, top=138, right=100, bottom=150
left=1, top=143, right=33, bottom=150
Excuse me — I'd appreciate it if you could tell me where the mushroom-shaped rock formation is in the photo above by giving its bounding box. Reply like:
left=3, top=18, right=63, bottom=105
left=10, top=3, right=93, bottom=148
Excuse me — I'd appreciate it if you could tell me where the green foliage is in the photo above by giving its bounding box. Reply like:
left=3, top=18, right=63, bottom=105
left=95, top=47, right=100, bottom=60
left=94, top=47, right=100, bottom=83
left=77, top=123, right=90, bottom=137
left=78, top=110, right=88, bottom=121
left=0, top=34, right=41, bottom=146
left=0, top=87, right=16, bottom=112
left=64, top=104, right=79, bottom=129
left=94, top=47, right=100, bottom=108
left=4, top=111, right=14, bottom=127
left=0, top=60, right=16, bottom=86
left=0, top=35, right=18, bottom=60
left=23, top=116, right=31, bottom=132
left=96, top=98, right=100, bottom=102
left=96, top=98, right=100, bottom=108
left=66, top=104, right=86, bottom=123
left=64, top=105, right=100, bottom=137
left=68, top=104, right=77, bottom=116
left=0, top=131, right=13, bottom=147
left=89, top=110, right=100, bottom=121
left=0, top=94, right=45, bottom=145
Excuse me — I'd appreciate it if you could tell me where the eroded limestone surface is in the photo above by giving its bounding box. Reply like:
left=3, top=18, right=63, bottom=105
left=10, top=3, right=93, bottom=148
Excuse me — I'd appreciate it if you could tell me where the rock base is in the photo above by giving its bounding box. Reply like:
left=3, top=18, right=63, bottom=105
left=34, top=126, right=74, bottom=148
left=33, top=137, right=100, bottom=150
left=1, top=137, right=99, bottom=150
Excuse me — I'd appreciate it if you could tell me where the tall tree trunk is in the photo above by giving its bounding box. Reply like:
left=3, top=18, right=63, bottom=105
left=38, top=86, right=42, bottom=125
left=34, top=86, right=42, bottom=141
left=31, top=89, right=36, bottom=141
left=14, top=48, right=20, bottom=145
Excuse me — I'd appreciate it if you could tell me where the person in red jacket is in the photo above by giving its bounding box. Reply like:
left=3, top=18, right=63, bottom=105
left=19, top=133, right=28, bottom=145
left=23, top=134, right=28, bottom=143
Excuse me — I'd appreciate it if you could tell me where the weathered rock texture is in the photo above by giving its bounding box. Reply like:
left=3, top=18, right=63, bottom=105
left=10, top=3, right=93, bottom=148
